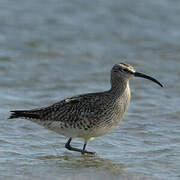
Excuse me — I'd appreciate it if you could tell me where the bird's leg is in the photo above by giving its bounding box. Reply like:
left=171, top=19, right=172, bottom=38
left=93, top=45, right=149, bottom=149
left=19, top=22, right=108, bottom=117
left=65, top=138, right=95, bottom=155
left=65, top=138, right=82, bottom=153
left=82, top=142, right=95, bottom=155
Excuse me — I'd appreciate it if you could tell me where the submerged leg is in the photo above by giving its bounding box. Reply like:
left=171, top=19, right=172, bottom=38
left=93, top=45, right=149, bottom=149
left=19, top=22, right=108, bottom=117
left=65, top=138, right=95, bottom=155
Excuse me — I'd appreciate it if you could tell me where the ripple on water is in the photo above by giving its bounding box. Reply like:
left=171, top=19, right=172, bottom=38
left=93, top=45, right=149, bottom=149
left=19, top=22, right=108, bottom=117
left=0, top=0, right=180, bottom=179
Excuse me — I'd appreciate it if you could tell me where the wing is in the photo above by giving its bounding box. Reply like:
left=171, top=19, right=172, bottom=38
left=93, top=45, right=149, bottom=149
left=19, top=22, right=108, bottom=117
left=9, top=92, right=107, bottom=124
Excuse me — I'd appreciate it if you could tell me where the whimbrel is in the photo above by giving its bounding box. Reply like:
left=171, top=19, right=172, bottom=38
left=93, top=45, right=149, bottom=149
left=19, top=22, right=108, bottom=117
left=9, top=63, right=163, bottom=154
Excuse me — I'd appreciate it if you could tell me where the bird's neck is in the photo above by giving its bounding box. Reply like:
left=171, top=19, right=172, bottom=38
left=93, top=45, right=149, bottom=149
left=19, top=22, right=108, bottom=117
left=110, top=77, right=129, bottom=98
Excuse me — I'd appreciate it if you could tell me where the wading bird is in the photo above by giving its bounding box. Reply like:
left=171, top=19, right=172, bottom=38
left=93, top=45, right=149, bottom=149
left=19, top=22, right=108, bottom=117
left=9, top=63, right=163, bottom=154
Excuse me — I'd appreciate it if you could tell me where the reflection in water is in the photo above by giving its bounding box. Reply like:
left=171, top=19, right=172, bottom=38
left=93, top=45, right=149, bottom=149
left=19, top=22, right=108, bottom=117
left=38, top=154, right=127, bottom=170
left=38, top=154, right=133, bottom=180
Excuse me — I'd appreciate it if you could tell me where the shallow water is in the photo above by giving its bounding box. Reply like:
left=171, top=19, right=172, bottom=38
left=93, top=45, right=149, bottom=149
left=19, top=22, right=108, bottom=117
left=0, top=0, right=180, bottom=179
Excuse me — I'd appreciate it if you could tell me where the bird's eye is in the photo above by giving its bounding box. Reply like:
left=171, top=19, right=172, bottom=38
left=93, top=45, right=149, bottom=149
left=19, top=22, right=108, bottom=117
left=123, top=69, right=129, bottom=73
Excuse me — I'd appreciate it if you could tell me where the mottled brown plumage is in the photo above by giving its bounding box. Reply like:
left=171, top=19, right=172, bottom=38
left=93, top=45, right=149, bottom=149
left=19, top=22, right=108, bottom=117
left=9, top=63, right=163, bottom=154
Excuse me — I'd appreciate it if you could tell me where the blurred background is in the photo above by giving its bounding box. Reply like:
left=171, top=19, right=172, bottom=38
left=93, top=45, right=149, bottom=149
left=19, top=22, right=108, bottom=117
left=0, top=0, right=180, bottom=179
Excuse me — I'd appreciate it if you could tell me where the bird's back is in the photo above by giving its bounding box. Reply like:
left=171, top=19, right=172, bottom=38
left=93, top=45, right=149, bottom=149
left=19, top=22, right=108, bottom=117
left=9, top=85, right=130, bottom=140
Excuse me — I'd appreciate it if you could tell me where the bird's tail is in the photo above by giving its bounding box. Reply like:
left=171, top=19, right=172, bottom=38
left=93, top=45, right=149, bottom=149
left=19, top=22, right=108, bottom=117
left=8, top=110, right=40, bottom=119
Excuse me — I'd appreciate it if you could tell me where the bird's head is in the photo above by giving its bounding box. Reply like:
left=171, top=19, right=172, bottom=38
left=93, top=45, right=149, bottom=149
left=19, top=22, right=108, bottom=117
left=111, top=63, right=163, bottom=87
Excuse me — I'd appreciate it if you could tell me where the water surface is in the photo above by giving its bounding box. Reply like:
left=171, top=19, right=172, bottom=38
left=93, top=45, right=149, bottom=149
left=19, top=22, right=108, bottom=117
left=0, top=0, right=180, bottom=179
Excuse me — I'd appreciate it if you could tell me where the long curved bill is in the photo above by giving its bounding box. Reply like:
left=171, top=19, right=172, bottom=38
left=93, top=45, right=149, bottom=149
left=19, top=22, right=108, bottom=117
left=134, top=72, right=163, bottom=87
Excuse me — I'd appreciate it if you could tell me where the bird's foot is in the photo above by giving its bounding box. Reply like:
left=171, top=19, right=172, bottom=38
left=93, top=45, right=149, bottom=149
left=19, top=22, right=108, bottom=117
left=81, top=150, right=96, bottom=155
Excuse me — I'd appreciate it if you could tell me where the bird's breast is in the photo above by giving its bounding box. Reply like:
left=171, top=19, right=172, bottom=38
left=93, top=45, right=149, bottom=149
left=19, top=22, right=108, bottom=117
left=112, top=84, right=131, bottom=124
